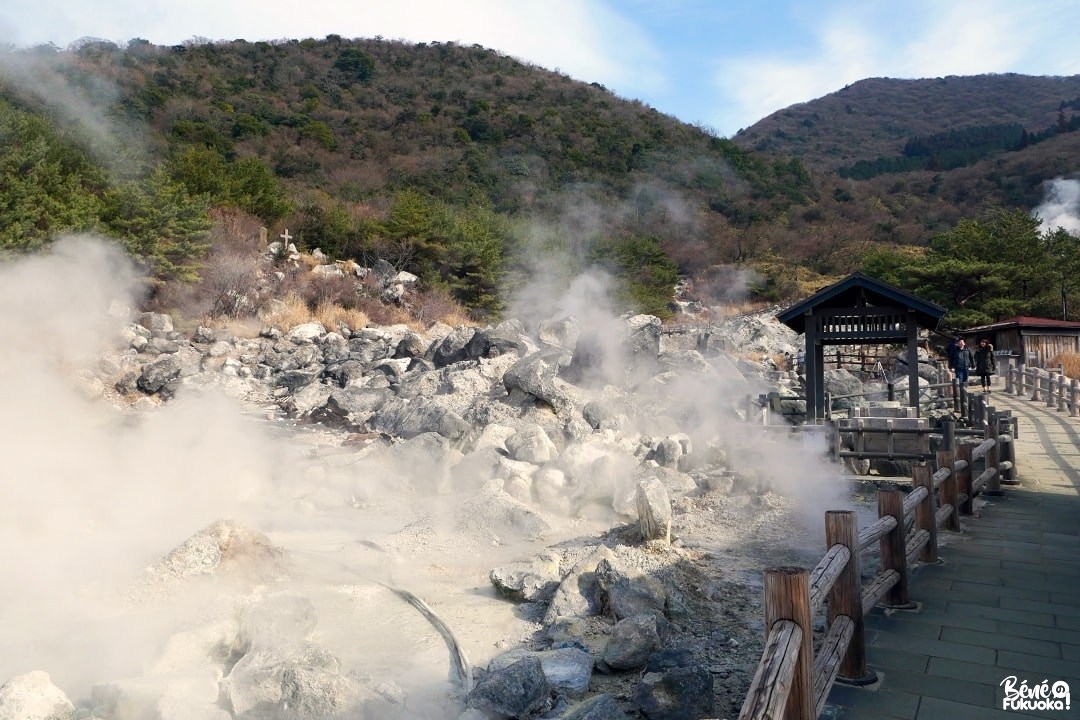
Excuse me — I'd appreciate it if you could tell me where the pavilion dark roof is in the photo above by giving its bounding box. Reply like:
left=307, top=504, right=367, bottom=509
left=776, top=272, right=947, bottom=335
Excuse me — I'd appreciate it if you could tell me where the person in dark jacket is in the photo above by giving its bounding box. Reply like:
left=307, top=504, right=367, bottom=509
left=951, top=338, right=974, bottom=386
left=946, top=337, right=960, bottom=373
left=973, top=337, right=997, bottom=393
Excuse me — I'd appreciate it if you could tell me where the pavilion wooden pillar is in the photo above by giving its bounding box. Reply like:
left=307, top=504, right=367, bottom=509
left=805, top=310, right=820, bottom=421
left=906, top=309, right=920, bottom=414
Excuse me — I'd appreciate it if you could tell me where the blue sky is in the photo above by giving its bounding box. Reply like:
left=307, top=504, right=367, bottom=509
left=1, top=0, right=1077, bottom=137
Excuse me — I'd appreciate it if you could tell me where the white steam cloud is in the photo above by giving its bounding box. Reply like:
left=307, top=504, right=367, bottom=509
left=0, top=237, right=287, bottom=694
left=0, top=46, right=144, bottom=173
left=1035, top=177, right=1080, bottom=234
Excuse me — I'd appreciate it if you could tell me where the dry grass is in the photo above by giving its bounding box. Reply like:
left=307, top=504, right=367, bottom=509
left=257, top=293, right=311, bottom=330
left=314, top=302, right=370, bottom=334
left=1050, top=352, right=1080, bottom=379
left=258, top=293, right=372, bottom=333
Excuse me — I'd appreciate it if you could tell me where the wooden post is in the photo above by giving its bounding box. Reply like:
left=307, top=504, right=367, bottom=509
left=1071, top=378, right=1079, bottom=417
left=805, top=316, right=819, bottom=421
left=957, top=443, right=974, bottom=516
left=906, top=313, right=919, bottom=412
left=951, top=378, right=960, bottom=413
left=763, top=567, right=814, bottom=720
left=1031, top=369, right=1042, bottom=402
left=985, top=410, right=1002, bottom=495
left=998, top=416, right=1017, bottom=485
left=937, top=449, right=961, bottom=532
left=913, top=465, right=938, bottom=563
left=1058, top=374, right=1069, bottom=412
left=829, top=420, right=841, bottom=465
left=942, top=418, right=956, bottom=453
left=1006, top=365, right=1015, bottom=394
left=1047, top=372, right=1058, bottom=408
left=878, top=490, right=914, bottom=608
left=826, top=511, right=875, bottom=685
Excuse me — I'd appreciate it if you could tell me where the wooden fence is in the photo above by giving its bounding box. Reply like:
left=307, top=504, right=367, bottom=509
left=834, top=394, right=1017, bottom=474
left=1006, top=364, right=1080, bottom=415
left=735, top=421, right=1014, bottom=720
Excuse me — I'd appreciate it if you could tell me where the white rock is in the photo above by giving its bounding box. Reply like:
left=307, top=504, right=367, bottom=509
left=285, top=322, right=326, bottom=344
left=0, top=671, right=75, bottom=720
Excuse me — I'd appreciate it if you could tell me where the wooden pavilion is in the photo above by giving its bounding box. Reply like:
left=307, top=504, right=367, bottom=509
left=776, top=272, right=947, bottom=420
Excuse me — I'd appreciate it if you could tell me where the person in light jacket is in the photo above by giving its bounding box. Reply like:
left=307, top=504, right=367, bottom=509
left=973, top=337, right=997, bottom=393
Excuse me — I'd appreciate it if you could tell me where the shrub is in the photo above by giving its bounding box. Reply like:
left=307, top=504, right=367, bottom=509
left=1050, top=352, right=1080, bottom=380
left=409, top=285, right=472, bottom=327
left=306, top=273, right=360, bottom=309
left=198, top=248, right=261, bottom=317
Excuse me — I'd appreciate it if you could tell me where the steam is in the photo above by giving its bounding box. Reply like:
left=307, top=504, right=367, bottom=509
left=0, top=44, right=144, bottom=174
left=504, top=213, right=850, bottom=532
left=0, top=236, right=286, bottom=693
left=1035, top=177, right=1080, bottom=233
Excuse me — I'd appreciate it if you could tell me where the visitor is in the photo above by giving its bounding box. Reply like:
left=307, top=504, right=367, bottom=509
left=951, top=338, right=974, bottom=388
left=974, top=338, right=997, bottom=393
left=946, top=336, right=960, bottom=372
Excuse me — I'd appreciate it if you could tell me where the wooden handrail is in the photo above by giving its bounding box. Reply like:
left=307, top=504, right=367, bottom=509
left=813, top=616, right=856, bottom=717
left=971, top=438, right=996, bottom=462
left=738, top=620, right=804, bottom=720
left=809, top=544, right=851, bottom=615
left=861, top=569, right=900, bottom=613
left=857, top=515, right=897, bottom=551
left=737, top=420, right=1017, bottom=720
left=971, top=467, right=997, bottom=495
left=905, top=529, right=930, bottom=567
left=932, top=466, right=951, bottom=489
left=934, top=503, right=954, bottom=528
left=902, top=485, right=929, bottom=518
left=1009, top=365, right=1079, bottom=415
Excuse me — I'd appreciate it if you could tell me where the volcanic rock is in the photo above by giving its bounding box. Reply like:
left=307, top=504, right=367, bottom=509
left=0, top=671, right=75, bottom=720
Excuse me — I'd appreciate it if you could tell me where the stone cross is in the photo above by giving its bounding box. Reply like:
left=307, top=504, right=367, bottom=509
left=280, top=229, right=292, bottom=245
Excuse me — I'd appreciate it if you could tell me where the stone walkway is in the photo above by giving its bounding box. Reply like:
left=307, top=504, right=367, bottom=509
left=826, top=388, right=1080, bottom=719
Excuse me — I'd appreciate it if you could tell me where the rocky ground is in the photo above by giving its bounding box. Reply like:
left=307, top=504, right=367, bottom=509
left=1, top=279, right=934, bottom=720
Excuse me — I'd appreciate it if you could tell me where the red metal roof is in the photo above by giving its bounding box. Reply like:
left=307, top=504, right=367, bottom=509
left=964, top=316, right=1080, bottom=332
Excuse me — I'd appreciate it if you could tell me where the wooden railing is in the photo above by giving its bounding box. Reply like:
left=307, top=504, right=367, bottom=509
left=735, top=423, right=1014, bottom=720
left=1006, top=365, right=1080, bottom=416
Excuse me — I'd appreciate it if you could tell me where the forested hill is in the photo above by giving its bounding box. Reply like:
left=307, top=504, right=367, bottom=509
left=734, top=74, right=1080, bottom=172
left=2, top=38, right=1079, bottom=326
left=0, top=36, right=823, bottom=316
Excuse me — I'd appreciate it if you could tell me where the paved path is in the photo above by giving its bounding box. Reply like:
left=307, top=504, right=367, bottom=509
left=826, top=388, right=1080, bottom=720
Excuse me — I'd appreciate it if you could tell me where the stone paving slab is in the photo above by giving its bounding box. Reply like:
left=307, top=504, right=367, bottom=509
left=827, top=392, right=1080, bottom=719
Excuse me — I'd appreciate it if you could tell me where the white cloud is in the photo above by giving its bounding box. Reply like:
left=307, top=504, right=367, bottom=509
left=899, top=3, right=1027, bottom=77
left=708, top=0, right=1080, bottom=135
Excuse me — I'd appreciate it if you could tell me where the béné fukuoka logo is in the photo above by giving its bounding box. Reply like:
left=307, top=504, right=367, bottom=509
left=1000, top=676, right=1071, bottom=712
